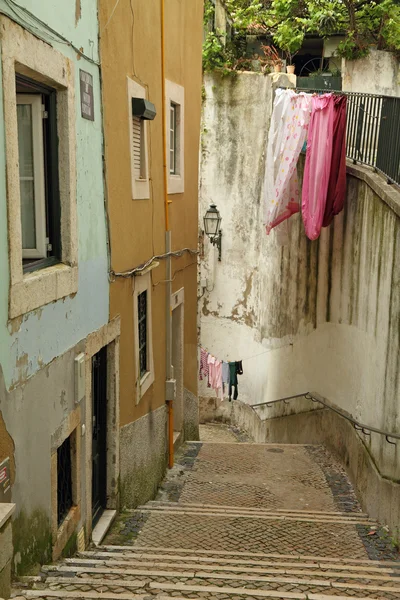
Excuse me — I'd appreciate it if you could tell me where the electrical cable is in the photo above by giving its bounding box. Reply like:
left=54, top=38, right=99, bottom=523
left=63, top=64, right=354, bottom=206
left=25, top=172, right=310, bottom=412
left=2, top=0, right=100, bottom=65
left=111, top=248, right=198, bottom=279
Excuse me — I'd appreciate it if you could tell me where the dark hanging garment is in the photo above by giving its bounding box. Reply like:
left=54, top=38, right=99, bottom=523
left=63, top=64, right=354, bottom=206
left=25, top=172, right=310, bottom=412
left=323, top=95, right=347, bottom=227
left=228, top=362, right=238, bottom=401
left=235, top=360, right=243, bottom=375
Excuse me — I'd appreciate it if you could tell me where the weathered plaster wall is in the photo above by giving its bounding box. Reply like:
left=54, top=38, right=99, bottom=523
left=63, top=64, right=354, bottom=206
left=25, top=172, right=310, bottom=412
left=99, top=0, right=202, bottom=427
left=199, top=72, right=400, bottom=480
left=342, top=50, right=400, bottom=96
left=0, top=1, right=109, bottom=570
left=119, top=405, right=168, bottom=508
left=0, top=2, right=108, bottom=390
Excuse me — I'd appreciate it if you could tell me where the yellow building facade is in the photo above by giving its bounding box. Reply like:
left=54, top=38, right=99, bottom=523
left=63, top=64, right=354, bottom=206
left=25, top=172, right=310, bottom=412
left=99, top=0, right=203, bottom=506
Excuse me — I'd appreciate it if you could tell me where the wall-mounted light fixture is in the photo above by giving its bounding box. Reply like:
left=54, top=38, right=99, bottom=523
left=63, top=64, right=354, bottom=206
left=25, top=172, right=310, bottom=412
left=132, top=97, right=157, bottom=120
left=203, top=203, right=222, bottom=261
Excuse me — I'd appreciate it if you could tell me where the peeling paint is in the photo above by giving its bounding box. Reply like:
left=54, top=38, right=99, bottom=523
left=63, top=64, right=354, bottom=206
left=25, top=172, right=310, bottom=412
left=199, top=71, right=400, bottom=481
left=75, top=0, right=81, bottom=26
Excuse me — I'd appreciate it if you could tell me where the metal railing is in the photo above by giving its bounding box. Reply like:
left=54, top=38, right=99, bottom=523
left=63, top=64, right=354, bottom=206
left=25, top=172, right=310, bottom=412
left=296, top=88, right=400, bottom=187
left=252, top=391, right=400, bottom=445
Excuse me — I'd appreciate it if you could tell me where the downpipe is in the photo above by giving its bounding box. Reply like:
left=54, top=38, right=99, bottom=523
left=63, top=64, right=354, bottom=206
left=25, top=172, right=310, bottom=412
left=160, top=0, right=175, bottom=468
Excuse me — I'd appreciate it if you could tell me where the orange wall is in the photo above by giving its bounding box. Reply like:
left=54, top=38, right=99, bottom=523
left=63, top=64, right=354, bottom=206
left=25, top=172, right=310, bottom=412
left=99, top=0, right=203, bottom=426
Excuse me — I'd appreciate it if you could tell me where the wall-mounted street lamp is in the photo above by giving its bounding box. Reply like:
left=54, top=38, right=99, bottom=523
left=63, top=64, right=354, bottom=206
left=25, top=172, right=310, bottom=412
left=203, top=203, right=222, bottom=261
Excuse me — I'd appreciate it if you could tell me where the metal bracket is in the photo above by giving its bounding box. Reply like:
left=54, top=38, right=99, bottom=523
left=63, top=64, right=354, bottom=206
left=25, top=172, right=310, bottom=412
left=386, top=435, right=397, bottom=446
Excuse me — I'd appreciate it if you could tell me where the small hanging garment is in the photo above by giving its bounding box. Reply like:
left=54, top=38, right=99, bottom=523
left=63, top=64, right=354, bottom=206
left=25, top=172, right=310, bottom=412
left=323, top=95, right=347, bottom=227
left=207, top=354, right=215, bottom=389
left=264, top=89, right=312, bottom=234
left=302, top=94, right=335, bottom=240
left=236, top=360, right=243, bottom=375
left=199, top=348, right=209, bottom=381
left=222, top=361, right=230, bottom=384
left=208, top=356, right=223, bottom=400
left=228, top=362, right=238, bottom=401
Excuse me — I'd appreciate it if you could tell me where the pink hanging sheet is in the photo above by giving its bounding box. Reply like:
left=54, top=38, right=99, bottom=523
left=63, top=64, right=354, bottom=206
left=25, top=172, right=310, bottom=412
left=264, top=89, right=312, bottom=234
left=302, top=94, right=335, bottom=240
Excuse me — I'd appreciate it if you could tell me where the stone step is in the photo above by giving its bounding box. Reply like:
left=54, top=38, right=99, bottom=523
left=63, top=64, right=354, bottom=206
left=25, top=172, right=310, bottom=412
left=12, top=589, right=396, bottom=600
left=144, top=500, right=370, bottom=518
left=17, top=575, right=400, bottom=600
left=100, top=545, right=400, bottom=566
left=134, top=506, right=374, bottom=525
left=73, top=551, right=400, bottom=577
left=40, top=562, right=400, bottom=594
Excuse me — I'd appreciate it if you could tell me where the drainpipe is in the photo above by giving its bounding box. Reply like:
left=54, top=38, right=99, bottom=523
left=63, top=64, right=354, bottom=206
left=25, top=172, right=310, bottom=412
left=160, top=0, right=175, bottom=468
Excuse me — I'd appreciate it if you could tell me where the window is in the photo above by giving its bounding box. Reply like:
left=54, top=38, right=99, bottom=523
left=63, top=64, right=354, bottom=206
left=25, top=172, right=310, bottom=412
left=165, top=80, right=185, bottom=194
left=169, top=103, right=177, bottom=174
left=2, top=17, right=77, bottom=319
left=138, top=290, right=148, bottom=377
left=132, top=116, right=146, bottom=180
left=133, top=273, right=154, bottom=401
left=57, top=435, right=73, bottom=526
left=16, top=75, right=60, bottom=271
left=127, top=77, right=150, bottom=199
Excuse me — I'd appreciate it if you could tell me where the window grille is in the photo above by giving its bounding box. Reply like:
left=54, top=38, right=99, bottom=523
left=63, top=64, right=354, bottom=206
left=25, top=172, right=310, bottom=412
left=138, top=290, right=147, bottom=377
left=57, top=435, right=73, bottom=526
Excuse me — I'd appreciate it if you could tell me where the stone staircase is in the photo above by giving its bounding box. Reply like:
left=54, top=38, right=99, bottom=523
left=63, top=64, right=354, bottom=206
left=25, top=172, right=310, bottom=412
left=12, top=442, right=400, bottom=600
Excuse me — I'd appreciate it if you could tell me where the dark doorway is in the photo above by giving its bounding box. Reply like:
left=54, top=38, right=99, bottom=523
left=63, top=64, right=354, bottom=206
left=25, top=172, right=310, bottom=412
left=92, top=346, right=107, bottom=526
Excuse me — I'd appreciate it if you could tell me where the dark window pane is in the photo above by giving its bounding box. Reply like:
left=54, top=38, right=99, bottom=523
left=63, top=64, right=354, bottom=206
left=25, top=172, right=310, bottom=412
left=138, top=290, right=147, bottom=377
left=57, top=435, right=73, bottom=526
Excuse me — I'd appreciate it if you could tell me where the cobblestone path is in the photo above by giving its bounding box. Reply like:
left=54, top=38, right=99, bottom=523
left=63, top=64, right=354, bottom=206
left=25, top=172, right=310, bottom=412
left=12, top=439, right=400, bottom=600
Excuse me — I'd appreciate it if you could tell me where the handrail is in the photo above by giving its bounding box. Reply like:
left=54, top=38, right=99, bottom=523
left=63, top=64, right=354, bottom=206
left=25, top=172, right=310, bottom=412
left=251, top=391, right=400, bottom=444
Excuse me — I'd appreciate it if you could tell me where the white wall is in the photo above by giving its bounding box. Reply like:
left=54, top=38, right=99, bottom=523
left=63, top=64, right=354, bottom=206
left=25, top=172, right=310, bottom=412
left=199, top=71, right=400, bottom=479
left=342, top=50, right=400, bottom=96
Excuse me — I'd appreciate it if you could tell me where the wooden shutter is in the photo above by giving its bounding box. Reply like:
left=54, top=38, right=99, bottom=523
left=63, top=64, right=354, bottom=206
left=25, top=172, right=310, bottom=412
left=132, top=116, right=144, bottom=179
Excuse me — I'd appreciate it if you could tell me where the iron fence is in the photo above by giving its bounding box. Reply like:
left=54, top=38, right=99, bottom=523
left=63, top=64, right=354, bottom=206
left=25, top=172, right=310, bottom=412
left=296, top=88, right=400, bottom=187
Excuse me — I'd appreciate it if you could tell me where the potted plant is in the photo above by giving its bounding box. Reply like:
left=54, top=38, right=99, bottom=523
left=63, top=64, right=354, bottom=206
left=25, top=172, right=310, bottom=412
left=261, top=44, right=283, bottom=72
left=273, top=25, right=304, bottom=75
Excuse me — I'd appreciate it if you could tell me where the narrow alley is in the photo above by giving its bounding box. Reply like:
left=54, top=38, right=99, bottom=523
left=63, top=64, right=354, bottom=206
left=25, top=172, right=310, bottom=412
left=13, top=425, right=400, bottom=600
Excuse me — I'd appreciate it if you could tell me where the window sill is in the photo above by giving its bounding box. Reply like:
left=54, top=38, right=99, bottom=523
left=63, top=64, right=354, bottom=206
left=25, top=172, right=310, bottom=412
left=52, top=504, right=80, bottom=561
left=167, top=173, right=184, bottom=195
left=136, top=369, right=154, bottom=403
left=9, top=263, right=78, bottom=319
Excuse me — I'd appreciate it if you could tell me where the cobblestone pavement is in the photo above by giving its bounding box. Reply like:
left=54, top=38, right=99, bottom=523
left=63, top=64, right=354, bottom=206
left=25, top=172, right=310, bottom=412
left=199, top=423, right=251, bottom=443
left=13, top=439, right=400, bottom=599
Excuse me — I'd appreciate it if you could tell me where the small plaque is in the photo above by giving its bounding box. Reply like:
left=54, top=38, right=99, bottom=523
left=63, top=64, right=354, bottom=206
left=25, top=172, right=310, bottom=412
left=80, top=70, right=94, bottom=121
left=0, top=457, right=11, bottom=502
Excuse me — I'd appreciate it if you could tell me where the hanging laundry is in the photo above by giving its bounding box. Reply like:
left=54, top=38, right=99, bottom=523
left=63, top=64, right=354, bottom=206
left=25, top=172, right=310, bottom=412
left=323, top=95, right=347, bottom=227
left=222, top=361, right=230, bottom=385
left=228, top=361, right=238, bottom=401
left=199, top=347, right=209, bottom=381
left=208, top=356, right=223, bottom=400
left=263, top=89, right=312, bottom=234
left=302, top=94, right=335, bottom=240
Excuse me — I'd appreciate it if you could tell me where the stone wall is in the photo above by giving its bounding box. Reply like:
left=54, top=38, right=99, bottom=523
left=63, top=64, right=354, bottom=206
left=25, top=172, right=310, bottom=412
left=342, top=50, right=400, bottom=96
left=199, top=72, right=400, bottom=481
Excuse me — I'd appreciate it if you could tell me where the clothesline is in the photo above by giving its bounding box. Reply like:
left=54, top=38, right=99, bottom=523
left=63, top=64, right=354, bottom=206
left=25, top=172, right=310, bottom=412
left=197, top=341, right=294, bottom=363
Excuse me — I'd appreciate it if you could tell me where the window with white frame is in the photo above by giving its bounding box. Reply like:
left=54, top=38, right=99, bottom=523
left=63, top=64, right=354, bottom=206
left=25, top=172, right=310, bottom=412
left=127, top=77, right=150, bottom=200
left=165, top=80, right=184, bottom=194
left=16, top=75, right=60, bottom=270
left=133, top=273, right=154, bottom=400
left=169, top=103, right=177, bottom=174
left=2, top=16, right=77, bottom=320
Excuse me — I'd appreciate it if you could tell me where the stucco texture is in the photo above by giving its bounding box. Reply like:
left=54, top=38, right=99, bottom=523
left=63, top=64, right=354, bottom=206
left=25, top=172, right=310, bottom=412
left=0, top=1, right=109, bottom=389
left=0, top=0, right=109, bottom=572
left=199, top=72, right=400, bottom=481
left=98, top=0, right=202, bottom=428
